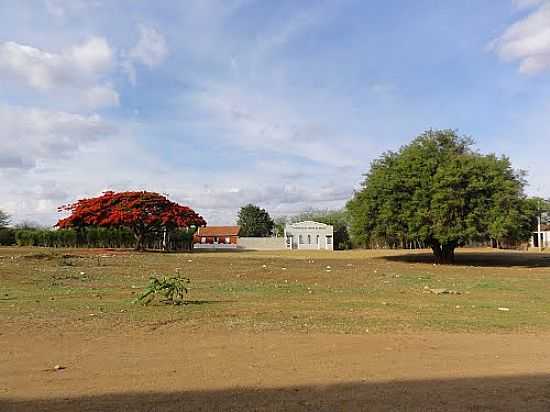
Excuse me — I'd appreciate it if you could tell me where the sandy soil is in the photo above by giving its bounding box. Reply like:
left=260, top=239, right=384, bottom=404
left=2, top=326, right=550, bottom=411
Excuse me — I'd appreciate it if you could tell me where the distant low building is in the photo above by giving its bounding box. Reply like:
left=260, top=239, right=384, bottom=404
left=284, top=221, right=334, bottom=250
left=530, top=224, right=550, bottom=249
left=195, top=226, right=240, bottom=246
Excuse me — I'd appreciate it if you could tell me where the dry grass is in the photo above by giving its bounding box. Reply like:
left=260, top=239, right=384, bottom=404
left=1, top=246, right=550, bottom=334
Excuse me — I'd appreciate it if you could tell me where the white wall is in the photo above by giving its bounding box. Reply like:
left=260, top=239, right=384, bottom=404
left=530, top=231, right=550, bottom=248
left=284, top=221, right=334, bottom=251
left=237, top=237, right=286, bottom=250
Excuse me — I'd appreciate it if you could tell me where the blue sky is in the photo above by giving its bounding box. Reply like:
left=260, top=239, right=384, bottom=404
left=1, top=0, right=550, bottom=225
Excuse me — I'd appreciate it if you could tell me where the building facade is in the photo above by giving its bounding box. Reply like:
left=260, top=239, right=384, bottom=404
left=194, top=226, right=240, bottom=246
left=284, top=221, right=334, bottom=250
left=530, top=226, right=550, bottom=249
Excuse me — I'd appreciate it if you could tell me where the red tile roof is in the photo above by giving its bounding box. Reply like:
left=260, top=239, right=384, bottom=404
left=197, top=226, right=240, bottom=237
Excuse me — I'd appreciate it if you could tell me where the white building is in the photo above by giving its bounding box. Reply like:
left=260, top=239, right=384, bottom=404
left=530, top=230, right=550, bottom=249
left=284, top=221, right=334, bottom=250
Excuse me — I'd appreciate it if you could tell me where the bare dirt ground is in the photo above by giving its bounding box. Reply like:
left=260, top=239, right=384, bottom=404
left=2, top=247, right=550, bottom=410
left=2, top=327, right=550, bottom=411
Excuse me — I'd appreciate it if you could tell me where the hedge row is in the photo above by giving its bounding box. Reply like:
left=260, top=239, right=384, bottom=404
left=0, top=227, right=196, bottom=251
left=0, top=228, right=15, bottom=246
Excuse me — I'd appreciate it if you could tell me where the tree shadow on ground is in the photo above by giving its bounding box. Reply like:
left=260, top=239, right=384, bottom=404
left=182, top=299, right=234, bottom=305
left=148, top=300, right=235, bottom=307
left=191, top=248, right=253, bottom=254
left=3, top=374, right=550, bottom=411
left=379, top=250, right=550, bottom=268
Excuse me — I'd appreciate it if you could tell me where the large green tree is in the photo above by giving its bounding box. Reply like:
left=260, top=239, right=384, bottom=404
left=0, top=209, right=10, bottom=228
left=347, top=129, right=536, bottom=263
left=237, top=204, right=274, bottom=237
left=0, top=210, right=14, bottom=246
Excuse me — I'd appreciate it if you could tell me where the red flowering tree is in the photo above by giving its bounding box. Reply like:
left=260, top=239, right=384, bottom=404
left=57, top=191, right=206, bottom=251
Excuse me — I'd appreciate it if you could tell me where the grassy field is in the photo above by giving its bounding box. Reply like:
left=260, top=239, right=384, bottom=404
left=1, top=246, right=550, bottom=334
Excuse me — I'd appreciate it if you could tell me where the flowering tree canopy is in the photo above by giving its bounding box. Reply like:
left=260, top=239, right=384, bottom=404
left=57, top=191, right=206, bottom=250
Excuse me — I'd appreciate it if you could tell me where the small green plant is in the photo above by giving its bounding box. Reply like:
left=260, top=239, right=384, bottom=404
left=134, top=275, right=190, bottom=305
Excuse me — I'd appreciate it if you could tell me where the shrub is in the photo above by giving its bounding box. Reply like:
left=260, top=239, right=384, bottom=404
left=0, top=228, right=15, bottom=245
left=134, top=275, right=191, bottom=305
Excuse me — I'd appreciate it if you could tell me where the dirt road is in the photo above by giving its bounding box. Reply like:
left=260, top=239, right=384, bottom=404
left=2, top=326, right=550, bottom=411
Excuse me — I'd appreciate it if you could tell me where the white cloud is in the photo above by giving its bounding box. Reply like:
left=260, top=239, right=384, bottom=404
left=513, top=0, right=548, bottom=10
left=70, top=37, right=113, bottom=75
left=129, top=25, right=168, bottom=67
left=0, top=37, right=113, bottom=89
left=194, top=84, right=359, bottom=168
left=44, top=0, right=101, bottom=18
left=491, top=2, right=550, bottom=74
left=81, top=85, right=120, bottom=109
left=183, top=184, right=352, bottom=212
left=0, top=37, right=118, bottom=109
left=0, top=3, right=361, bottom=226
left=0, top=105, right=115, bottom=171
left=253, top=7, right=327, bottom=61
left=123, top=25, right=169, bottom=85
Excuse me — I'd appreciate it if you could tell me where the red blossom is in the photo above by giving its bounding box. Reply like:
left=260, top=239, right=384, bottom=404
left=57, top=191, right=206, bottom=250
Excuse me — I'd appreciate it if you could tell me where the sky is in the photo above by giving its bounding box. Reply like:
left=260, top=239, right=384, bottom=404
left=1, top=0, right=550, bottom=226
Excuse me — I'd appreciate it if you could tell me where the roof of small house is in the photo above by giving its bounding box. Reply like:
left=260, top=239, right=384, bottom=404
left=285, top=221, right=332, bottom=229
left=197, top=226, right=240, bottom=237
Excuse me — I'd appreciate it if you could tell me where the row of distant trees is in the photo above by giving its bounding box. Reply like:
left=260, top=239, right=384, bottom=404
left=1, top=203, right=353, bottom=250
left=0, top=192, right=205, bottom=251
left=1, top=129, right=549, bottom=261
left=235, top=129, right=550, bottom=260
left=0, top=221, right=198, bottom=250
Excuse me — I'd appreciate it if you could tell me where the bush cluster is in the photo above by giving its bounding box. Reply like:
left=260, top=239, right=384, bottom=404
left=6, top=227, right=196, bottom=251
left=13, top=227, right=135, bottom=248
left=0, top=228, right=15, bottom=246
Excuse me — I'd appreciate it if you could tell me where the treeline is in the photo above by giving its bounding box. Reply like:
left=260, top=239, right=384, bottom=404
left=0, top=226, right=197, bottom=251
left=0, top=228, right=15, bottom=246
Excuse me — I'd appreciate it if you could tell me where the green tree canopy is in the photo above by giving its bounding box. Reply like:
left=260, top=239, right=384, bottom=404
left=0, top=209, right=10, bottom=228
left=0, top=210, right=14, bottom=246
left=237, top=204, right=274, bottom=237
left=529, top=198, right=550, bottom=226
left=347, top=129, right=536, bottom=263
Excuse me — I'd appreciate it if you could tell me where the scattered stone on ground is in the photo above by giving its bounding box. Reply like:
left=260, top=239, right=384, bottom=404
left=498, top=307, right=510, bottom=312
left=424, top=286, right=462, bottom=295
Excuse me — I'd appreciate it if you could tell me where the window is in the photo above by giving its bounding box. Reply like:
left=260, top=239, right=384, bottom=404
left=201, top=237, right=206, bottom=243
left=225, top=237, right=231, bottom=244
left=299, top=235, right=304, bottom=244
left=307, top=235, right=311, bottom=244
left=326, top=235, right=332, bottom=245
left=316, top=235, right=319, bottom=245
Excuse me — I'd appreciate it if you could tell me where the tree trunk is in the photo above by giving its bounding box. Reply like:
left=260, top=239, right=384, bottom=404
left=134, top=232, right=145, bottom=251
left=431, top=242, right=456, bottom=264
